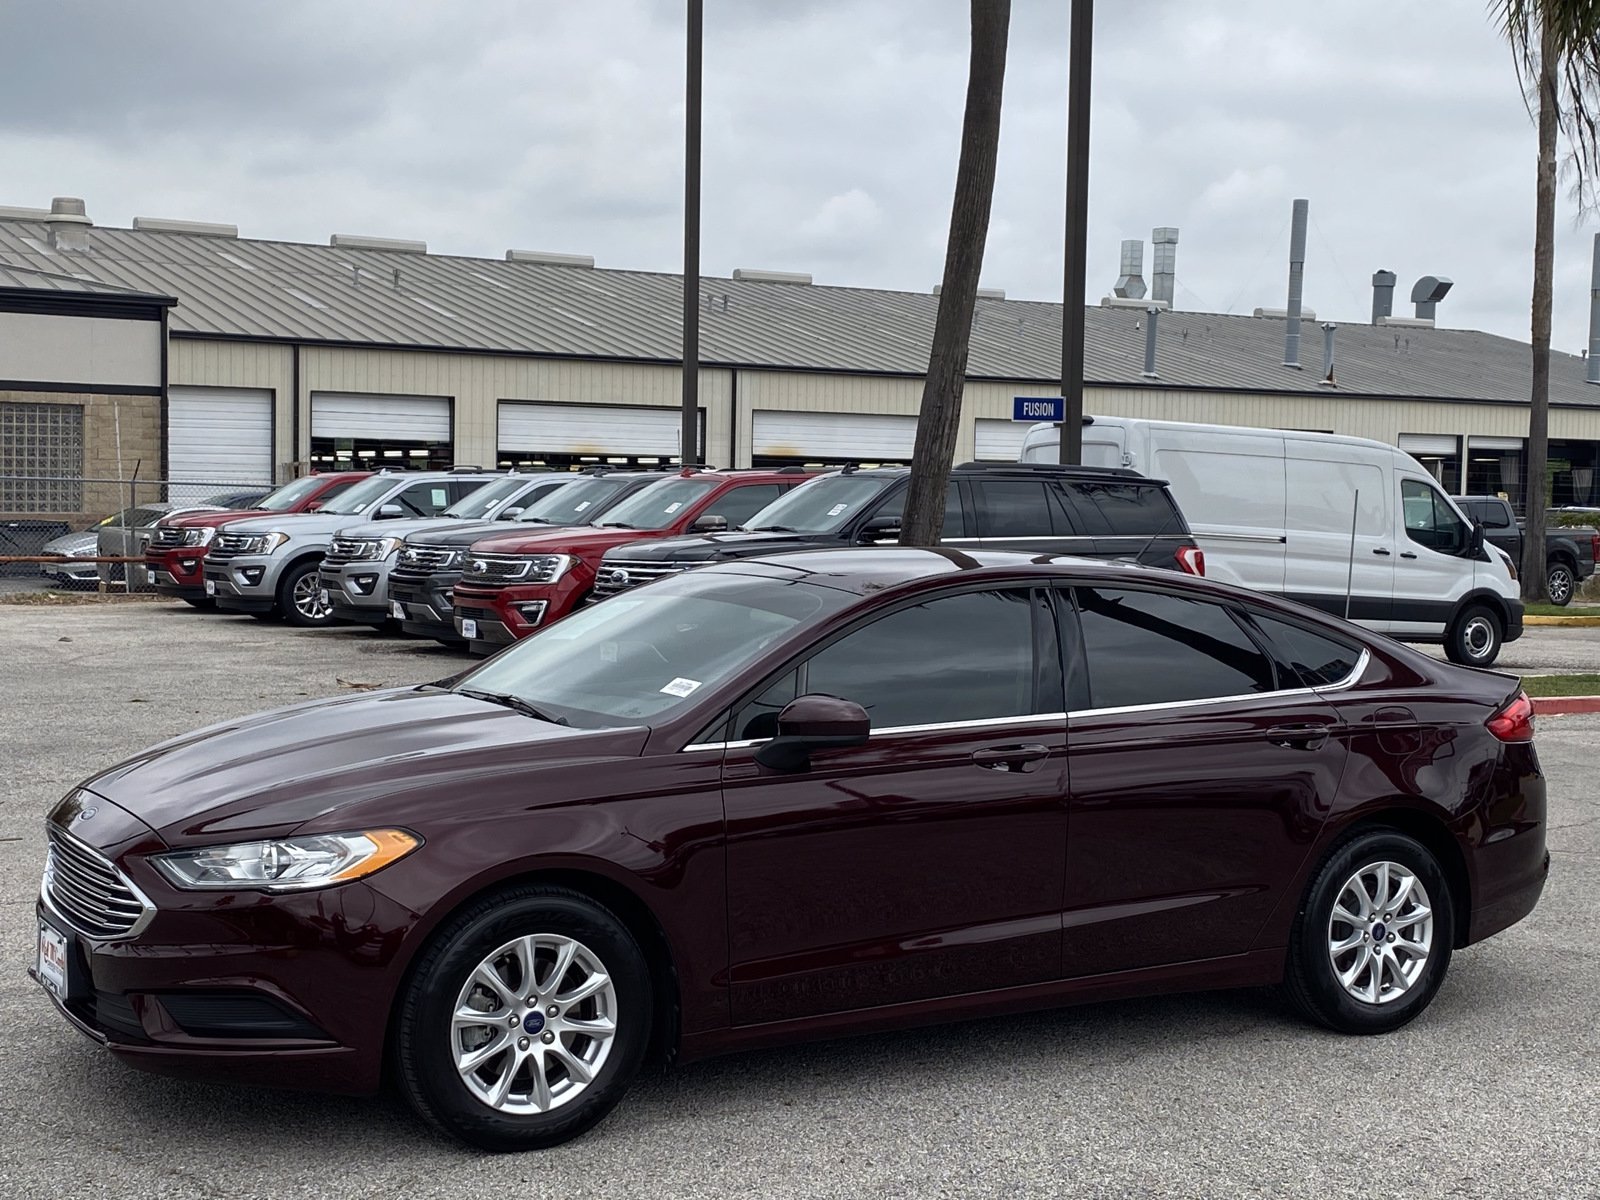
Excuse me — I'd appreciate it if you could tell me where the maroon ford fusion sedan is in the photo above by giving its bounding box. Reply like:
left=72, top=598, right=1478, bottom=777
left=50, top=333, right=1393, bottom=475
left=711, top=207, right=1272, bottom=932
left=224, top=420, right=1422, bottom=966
left=33, top=549, right=1547, bottom=1150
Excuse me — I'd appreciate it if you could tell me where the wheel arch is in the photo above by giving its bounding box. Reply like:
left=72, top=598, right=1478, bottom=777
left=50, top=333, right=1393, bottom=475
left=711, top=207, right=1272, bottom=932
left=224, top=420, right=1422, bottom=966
left=1331, top=806, right=1473, bottom=949
left=1451, top=588, right=1511, bottom=631
left=384, top=865, right=683, bottom=1075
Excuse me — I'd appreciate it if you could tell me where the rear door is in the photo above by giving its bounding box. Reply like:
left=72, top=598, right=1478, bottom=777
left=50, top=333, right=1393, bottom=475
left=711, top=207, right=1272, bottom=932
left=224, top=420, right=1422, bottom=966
left=971, top=477, right=1080, bottom=553
left=1060, top=584, right=1350, bottom=976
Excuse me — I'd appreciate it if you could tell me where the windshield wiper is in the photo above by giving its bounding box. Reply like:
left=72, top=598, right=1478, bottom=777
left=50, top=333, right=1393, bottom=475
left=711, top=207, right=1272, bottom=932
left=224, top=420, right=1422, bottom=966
left=457, top=688, right=569, bottom=725
left=750, top=525, right=798, bottom=533
left=599, top=521, right=637, bottom=529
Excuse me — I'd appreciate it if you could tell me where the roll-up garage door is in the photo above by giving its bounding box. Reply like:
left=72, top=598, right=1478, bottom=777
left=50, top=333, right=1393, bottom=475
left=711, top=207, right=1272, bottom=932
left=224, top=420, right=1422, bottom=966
left=497, top=402, right=694, bottom=456
left=752, top=411, right=917, bottom=460
left=974, top=419, right=1028, bottom=462
left=311, top=393, right=451, bottom=441
left=167, top=386, right=273, bottom=484
left=1398, top=434, right=1459, bottom=456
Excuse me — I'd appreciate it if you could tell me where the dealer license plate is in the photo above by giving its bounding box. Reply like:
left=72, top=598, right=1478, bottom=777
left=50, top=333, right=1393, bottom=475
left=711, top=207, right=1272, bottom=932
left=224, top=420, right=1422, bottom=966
left=461, top=618, right=478, bottom=640
left=36, top=922, right=69, bottom=1000
left=204, top=579, right=216, bottom=596
left=391, top=600, right=405, bottom=619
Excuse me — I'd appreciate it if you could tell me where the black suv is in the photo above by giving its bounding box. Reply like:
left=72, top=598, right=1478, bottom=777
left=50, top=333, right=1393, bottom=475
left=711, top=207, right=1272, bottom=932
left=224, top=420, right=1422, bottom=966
left=387, top=470, right=670, bottom=644
left=591, top=462, right=1202, bottom=601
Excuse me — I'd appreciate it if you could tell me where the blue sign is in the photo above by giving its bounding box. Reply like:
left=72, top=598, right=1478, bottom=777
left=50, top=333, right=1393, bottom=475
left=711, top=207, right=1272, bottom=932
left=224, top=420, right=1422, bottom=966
left=1013, top=395, right=1064, bottom=423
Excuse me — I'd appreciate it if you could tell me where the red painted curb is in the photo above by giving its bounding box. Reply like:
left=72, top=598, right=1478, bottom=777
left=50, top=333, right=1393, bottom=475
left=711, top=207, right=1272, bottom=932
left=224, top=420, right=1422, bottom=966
left=1532, top=696, right=1600, bottom=716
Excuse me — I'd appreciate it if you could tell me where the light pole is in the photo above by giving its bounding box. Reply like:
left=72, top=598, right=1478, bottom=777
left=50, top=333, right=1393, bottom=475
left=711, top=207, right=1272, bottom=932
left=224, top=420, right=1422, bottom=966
left=681, top=0, right=703, bottom=467
left=1059, top=0, right=1092, bottom=465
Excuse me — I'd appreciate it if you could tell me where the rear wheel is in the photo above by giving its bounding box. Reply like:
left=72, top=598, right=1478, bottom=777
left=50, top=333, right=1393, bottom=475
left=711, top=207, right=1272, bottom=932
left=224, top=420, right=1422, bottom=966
left=279, top=560, right=334, bottom=628
left=1547, top=561, right=1576, bottom=607
left=1285, top=830, right=1454, bottom=1034
left=1444, top=603, right=1502, bottom=667
left=396, top=887, right=652, bottom=1151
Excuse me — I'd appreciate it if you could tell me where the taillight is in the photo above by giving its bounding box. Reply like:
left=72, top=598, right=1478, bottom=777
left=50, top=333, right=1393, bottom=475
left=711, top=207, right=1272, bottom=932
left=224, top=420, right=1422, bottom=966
left=1590, top=534, right=1599, bottom=564
left=1487, top=691, right=1535, bottom=743
left=1175, top=545, right=1205, bottom=576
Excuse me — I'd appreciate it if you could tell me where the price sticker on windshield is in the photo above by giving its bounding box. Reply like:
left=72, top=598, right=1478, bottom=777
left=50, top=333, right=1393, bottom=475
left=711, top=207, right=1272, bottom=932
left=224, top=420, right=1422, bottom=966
left=828, top=504, right=848, bottom=516
left=660, top=677, right=702, bottom=698
left=665, top=502, right=683, bottom=514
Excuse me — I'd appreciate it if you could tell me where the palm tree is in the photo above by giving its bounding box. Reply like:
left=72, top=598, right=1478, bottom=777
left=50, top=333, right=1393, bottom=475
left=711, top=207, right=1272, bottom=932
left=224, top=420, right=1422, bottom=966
left=1492, top=2, right=1600, bottom=600
left=900, top=0, right=1011, bottom=546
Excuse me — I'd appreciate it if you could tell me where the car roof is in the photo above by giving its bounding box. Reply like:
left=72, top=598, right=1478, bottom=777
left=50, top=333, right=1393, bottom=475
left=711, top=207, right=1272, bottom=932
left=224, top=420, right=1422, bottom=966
left=808, top=462, right=1160, bottom=484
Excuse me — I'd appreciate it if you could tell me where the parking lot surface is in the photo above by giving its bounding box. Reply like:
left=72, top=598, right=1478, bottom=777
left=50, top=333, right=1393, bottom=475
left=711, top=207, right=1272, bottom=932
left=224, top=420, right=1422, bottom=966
left=1, top=601, right=1596, bottom=1198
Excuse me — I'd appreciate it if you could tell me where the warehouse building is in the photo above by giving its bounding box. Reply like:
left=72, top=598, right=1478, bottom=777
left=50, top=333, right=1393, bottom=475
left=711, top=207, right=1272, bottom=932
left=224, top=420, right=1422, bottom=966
left=3, top=196, right=1599, bottom=529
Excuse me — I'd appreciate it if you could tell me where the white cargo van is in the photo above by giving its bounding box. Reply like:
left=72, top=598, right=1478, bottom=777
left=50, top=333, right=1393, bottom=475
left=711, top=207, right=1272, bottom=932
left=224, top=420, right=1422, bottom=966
left=1020, top=417, right=1524, bottom=666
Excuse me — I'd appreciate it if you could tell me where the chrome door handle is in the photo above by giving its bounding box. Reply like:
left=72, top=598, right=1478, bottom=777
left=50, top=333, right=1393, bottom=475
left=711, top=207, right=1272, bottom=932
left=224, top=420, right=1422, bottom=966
left=971, top=744, right=1050, bottom=772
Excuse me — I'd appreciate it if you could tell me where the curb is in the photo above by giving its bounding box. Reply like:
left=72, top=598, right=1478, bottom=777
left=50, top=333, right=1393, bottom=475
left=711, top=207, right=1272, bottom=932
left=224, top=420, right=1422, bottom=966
left=1531, top=696, right=1600, bottom=715
left=1524, top=615, right=1600, bottom=627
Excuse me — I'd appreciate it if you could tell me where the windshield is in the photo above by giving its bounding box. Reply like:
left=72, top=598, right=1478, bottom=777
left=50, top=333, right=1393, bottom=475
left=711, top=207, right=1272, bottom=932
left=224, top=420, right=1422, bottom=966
left=594, top=478, right=717, bottom=530
left=515, top=476, right=637, bottom=524
left=319, top=474, right=400, bottom=515
left=742, top=474, right=890, bottom=533
left=457, top=571, right=846, bottom=727
left=443, top=475, right=529, bottom=520
left=256, top=475, right=330, bottom=512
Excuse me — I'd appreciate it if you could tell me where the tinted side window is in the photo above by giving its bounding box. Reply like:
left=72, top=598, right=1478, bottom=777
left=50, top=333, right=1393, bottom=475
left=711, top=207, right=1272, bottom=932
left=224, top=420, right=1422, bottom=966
left=1075, top=587, right=1275, bottom=709
left=1083, top=483, right=1182, bottom=537
left=975, top=480, right=1051, bottom=538
left=393, top=482, right=452, bottom=516
left=866, top=482, right=965, bottom=538
left=707, top=484, right=781, bottom=528
left=1247, top=613, right=1362, bottom=688
left=805, top=589, right=1044, bottom=729
left=1401, top=479, right=1467, bottom=553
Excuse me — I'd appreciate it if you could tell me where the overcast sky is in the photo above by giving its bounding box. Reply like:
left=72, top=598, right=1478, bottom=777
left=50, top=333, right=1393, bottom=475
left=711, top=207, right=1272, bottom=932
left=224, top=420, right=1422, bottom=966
left=5, top=0, right=1599, bottom=352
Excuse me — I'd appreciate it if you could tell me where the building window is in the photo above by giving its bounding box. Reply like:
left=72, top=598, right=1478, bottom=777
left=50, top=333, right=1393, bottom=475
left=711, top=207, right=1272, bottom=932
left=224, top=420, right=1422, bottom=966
left=0, top=402, right=84, bottom=511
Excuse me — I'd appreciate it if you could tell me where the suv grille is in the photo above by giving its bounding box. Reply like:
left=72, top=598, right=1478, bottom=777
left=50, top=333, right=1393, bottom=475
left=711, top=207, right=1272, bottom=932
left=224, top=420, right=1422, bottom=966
left=460, top=553, right=535, bottom=587
left=591, top=559, right=692, bottom=600
left=208, top=532, right=255, bottom=563
left=397, top=545, right=460, bottom=572
left=151, top=526, right=185, bottom=548
left=322, top=536, right=373, bottom=567
left=43, top=828, right=152, bottom=941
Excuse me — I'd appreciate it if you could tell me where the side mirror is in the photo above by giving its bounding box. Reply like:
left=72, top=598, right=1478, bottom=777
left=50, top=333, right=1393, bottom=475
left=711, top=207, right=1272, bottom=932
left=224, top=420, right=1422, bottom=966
left=377, top=503, right=405, bottom=519
left=498, top=506, right=525, bottom=520
left=306, top=500, right=324, bottom=512
left=857, top=515, right=901, bottom=544
left=754, top=695, right=871, bottom=773
left=692, top=513, right=728, bottom=533
left=1467, top=520, right=1486, bottom=558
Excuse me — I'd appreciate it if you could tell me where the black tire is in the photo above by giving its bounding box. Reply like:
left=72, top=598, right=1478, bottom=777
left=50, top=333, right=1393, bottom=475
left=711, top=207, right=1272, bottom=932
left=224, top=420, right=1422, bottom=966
left=396, top=886, right=652, bottom=1152
left=181, top=597, right=215, bottom=610
left=1284, top=829, right=1455, bottom=1034
left=1444, top=603, right=1502, bottom=667
left=1547, top=560, right=1576, bottom=607
left=278, top=559, right=334, bottom=628
left=250, top=610, right=280, bottom=622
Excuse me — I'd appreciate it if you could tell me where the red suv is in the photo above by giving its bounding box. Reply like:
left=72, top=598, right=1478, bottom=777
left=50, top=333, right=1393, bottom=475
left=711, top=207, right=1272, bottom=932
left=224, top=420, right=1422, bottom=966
left=144, top=472, right=370, bottom=605
left=450, top=467, right=812, bottom=651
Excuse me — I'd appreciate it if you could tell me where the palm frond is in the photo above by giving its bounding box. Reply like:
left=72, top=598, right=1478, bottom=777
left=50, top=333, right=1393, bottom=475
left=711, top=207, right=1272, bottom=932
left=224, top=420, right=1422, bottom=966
left=1491, top=0, right=1600, bottom=211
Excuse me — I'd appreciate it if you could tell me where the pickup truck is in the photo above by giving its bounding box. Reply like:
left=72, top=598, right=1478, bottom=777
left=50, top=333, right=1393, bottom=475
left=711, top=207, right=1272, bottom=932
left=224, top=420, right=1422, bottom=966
left=1454, top=494, right=1599, bottom=606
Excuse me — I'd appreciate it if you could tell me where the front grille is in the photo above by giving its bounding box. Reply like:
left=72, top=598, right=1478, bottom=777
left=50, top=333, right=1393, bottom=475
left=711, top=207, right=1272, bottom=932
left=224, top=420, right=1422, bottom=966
left=43, top=828, right=152, bottom=941
left=151, top=526, right=185, bottom=548
left=209, top=532, right=255, bottom=563
left=460, top=552, right=534, bottom=588
left=323, top=536, right=375, bottom=567
left=591, top=559, right=692, bottom=600
left=397, top=545, right=460, bottom=573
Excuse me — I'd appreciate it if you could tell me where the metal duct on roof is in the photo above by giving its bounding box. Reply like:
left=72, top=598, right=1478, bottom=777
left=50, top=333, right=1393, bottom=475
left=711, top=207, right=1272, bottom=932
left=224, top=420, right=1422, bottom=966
left=133, top=217, right=238, bottom=238
left=1282, top=198, right=1308, bottom=369
left=506, top=249, right=595, bottom=267
left=1151, top=227, right=1178, bottom=306
left=330, top=233, right=427, bottom=254
left=1371, top=269, right=1397, bottom=323
left=1114, top=239, right=1146, bottom=299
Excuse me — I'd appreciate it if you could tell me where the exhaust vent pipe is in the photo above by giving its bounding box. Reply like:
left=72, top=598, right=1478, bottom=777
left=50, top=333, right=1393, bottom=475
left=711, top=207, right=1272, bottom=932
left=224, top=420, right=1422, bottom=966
left=1282, top=198, right=1308, bottom=369
left=1371, top=269, right=1397, bottom=323
left=1141, top=306, right=1160, bottom=379
left=1114, top=239, right=1146, bottom=299
left=1151, top=227, right=1178, bottom=306
left=1318, top=322, right=1337, bottom=387
left=1411, top=275, right=1453, bottom=320
left=46, top=196, right=91, bottom=252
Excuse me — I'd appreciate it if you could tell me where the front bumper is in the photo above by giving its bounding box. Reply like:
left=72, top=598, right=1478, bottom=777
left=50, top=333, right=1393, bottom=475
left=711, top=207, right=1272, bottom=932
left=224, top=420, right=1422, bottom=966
left=389, top=571, right=463, bottom=642
left=40, top=560, right=98, bottom=585
left=1505, top=598, right=1525, bottom=644
left=145, top=548, right=209, bottom=599
left=319, top=562, right=394, bottom=625
left=451, top=573, right=590, bottom=652
left=203, top=555, right=280, bottom=613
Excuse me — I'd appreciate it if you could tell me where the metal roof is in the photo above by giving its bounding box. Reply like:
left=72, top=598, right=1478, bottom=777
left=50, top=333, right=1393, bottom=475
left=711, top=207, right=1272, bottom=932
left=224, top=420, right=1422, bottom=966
left=1, top=217, right=1596, bottom=408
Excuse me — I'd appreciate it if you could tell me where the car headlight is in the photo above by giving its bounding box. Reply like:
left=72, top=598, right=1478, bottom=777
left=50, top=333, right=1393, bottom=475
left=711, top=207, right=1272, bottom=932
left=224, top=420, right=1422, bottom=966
left=181, top=527, right=217, bottom=547
left=151, top=829, right=422, bottom=892
left=526, top=554, right=573, bottom=583
left=375, top=537, right=405, bottom=560
left=243, top=531, right=291, bottom=554
left=68, top=544, right=96, bottom=558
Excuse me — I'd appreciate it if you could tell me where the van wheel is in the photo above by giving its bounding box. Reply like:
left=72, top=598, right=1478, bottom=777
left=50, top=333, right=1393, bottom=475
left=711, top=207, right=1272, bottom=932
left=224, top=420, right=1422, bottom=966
left=1547, top=561, right=1576, bottom=607
left=1444, top=603, right=1502, bottom=667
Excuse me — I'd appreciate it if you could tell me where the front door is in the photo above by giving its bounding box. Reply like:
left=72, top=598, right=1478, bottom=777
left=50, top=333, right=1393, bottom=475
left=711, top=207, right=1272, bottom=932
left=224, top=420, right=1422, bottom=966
left=720, top=586, right=1069, bottom=1026
left=1392, top=475, right=1475, bottom=639
left=1060, top=585, right=1351, bottom=976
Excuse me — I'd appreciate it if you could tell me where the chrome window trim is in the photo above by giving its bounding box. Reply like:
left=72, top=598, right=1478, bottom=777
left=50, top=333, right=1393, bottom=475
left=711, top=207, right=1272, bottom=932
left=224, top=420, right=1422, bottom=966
left=40, top=824, right=157, bottom=942
left=1192, top=532, right=1289, bottom=544
left=679, top=650, right=1368, bottom=752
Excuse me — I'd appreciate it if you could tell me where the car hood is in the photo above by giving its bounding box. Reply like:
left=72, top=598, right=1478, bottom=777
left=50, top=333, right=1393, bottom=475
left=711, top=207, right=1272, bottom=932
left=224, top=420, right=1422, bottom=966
left=406, top=519, right=585, bottom=548
left=80, top=688, right=650, bottom=845
left=466, top=527, right=654, bottom=557
left=603, top=530, right=828, bottom=563
left=331, top=516, right=461, bottom=540
left=43, top=530, right=98, bottom=555
left=221, top=511, right=376, bottom=537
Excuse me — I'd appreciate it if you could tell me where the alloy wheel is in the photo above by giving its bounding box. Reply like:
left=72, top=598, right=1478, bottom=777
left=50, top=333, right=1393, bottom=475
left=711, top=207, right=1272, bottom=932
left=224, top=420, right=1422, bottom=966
left=451, top=933, right=618, bottom=1115
left=291, top=573, right=332, bottom=622
left=1548, top=565, right=1574, bottom=605
left=1326, top=861, right=1433, bottom=1005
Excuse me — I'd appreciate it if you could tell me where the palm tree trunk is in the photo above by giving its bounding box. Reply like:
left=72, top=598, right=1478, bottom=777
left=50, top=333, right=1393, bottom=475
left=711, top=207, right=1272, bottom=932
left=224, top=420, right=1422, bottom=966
left=900, top=0, right=1010, bottom=547
left=1523, top=20, right=1558, bottom=600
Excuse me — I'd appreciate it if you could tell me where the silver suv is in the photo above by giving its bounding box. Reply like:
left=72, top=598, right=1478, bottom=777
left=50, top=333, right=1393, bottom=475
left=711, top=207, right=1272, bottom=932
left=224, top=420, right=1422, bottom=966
left=317, top=472, right=572, bottom=626
left=202, top=469, right=501, bottom=626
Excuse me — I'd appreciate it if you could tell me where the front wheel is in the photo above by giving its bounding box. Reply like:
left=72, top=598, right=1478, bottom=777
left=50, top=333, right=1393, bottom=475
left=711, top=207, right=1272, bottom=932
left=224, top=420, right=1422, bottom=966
left=396, top=887, right=652, bottom=1151
left=279, top=560, right=334, bottom=628
left=1444, top=603, right=1502, bottom=667
left=1547, top=561, right=1576, bottom=607
left=1284, top=830, right=1455, bottom=1034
